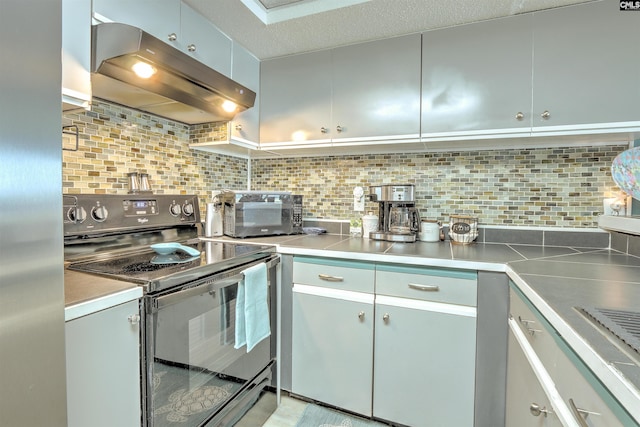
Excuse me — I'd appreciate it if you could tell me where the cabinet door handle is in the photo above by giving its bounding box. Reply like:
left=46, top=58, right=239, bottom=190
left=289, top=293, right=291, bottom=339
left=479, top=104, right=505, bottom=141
left=515, top=112, right=525, bottom=121
left=187, top=44, right=196, bottom=52
left=382, top=313, right=390, bottom=323
left=128, top=314, right=141, bottom=325
left=529, top=403, right=552, bottom=417
left=541, top=110, right=551, bottom=120
left=318, top=273, right=344, bottom=282
left=408, top=283, right=439, bottom=292
left=358, top=311, right=365, bottom=320
left=569, top=398, right=599, bottom=427
left=336, top=125, right=343, bottom=133
left=167, top=33, right=177, bottom=42
left=320, top=127, right=328, bottom=134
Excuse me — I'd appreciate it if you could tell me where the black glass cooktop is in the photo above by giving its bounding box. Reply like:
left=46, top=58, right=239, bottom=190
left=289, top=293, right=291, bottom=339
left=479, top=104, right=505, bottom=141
left=68, top=240, right=274, bottom=292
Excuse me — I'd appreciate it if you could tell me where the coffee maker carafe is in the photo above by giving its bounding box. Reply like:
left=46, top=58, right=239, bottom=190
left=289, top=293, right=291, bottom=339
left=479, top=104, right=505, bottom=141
left=369, top=184, right=420, bottom=242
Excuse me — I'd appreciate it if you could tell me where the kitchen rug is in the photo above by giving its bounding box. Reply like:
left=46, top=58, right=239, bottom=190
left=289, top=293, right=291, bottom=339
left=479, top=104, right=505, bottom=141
left=294, top=404, right=388, bottom=427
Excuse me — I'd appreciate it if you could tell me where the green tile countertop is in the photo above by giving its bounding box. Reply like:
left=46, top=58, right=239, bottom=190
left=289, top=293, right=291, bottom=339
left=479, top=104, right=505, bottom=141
left=206, top=233, right=640, bottom=423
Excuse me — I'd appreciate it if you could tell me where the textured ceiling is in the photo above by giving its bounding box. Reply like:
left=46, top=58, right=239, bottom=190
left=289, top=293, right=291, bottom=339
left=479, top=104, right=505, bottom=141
left=184, top=0, right=594, bottom=60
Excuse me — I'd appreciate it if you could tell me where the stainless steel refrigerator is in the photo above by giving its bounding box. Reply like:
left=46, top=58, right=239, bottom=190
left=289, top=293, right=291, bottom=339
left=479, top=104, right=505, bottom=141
left=0, top=1, right=67, bottom=425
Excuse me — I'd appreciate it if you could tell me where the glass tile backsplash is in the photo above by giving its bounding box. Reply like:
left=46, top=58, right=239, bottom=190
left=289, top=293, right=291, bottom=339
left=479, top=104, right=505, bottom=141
left=63, top=101, right=627, bottom=229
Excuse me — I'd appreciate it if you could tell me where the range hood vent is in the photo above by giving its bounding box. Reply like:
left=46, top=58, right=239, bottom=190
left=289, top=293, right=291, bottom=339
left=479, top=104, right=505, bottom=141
left=91, top=23, right=256, bottom=124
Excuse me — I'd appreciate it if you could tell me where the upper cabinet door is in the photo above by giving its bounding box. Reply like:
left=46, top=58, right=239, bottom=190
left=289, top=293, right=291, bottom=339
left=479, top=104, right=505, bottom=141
left=231, top=43, right=260, bottom=144
left=532, top=0, right=640, bottom=130
left=260, top=50, right=332, bottom=145
left=421, top=14, right=533, bottom=138
left=331, top=34, right=422, bottom=142
left=62, top=0, right=92, bottom=110
left=93, top=0, right=181, bottom=46
left=180, top=3, right=232, bottom=77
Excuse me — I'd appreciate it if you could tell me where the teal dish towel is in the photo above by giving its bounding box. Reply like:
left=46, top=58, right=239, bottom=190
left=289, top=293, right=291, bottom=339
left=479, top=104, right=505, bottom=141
left=234, top=262, right=270, bottom=352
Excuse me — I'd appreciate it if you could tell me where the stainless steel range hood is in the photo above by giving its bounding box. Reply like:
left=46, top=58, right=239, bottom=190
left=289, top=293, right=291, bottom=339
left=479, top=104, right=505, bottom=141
left=91, top=23, right=256, bottom=124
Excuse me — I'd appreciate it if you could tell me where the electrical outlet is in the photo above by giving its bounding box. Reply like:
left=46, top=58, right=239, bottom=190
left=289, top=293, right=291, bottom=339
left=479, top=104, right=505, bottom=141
left=353, top=186, right=365, bottom=211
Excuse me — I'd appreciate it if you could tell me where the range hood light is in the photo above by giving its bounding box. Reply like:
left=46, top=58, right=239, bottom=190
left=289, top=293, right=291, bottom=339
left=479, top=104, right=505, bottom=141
left=132, top=62, right=156, bottom=79
left=222, top=100, right=237, bottom=113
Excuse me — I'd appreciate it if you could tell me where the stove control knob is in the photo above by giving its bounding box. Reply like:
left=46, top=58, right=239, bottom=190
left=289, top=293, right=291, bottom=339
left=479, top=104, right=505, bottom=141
left=182, top=203, right=194, bottom=216
left=170, top=203, right=182, bottom=216
left=91, top=205, right=109, bottom=222
left=67, top=206, right=87, bottom=223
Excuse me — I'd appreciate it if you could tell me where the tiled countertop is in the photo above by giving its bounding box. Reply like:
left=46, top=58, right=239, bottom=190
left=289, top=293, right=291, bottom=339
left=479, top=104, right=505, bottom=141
left=207, top=233, right=640, bottom=423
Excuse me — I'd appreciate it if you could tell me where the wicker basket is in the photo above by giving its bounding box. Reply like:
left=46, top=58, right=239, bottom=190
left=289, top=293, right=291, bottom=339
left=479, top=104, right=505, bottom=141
left=448, top=215, right=478, bottom=244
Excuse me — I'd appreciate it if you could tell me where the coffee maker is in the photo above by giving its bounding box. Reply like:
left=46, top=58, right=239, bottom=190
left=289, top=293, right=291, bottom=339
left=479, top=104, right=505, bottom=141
left=368, top=184, right=420, bottom=242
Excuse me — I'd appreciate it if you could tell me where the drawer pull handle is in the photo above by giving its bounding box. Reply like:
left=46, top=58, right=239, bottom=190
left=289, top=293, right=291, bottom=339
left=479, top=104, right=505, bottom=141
left=569, top=398, right=599, bottom=426
left=518, top=316, right=542, bottom=336
left=408, top=283, right=440, bottom=292
left=318, top=274, right=344, bottom=282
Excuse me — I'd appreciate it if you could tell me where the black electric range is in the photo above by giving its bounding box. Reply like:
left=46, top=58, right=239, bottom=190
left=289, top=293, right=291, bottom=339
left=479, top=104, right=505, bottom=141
left=63, top=194, right=274, bottom=293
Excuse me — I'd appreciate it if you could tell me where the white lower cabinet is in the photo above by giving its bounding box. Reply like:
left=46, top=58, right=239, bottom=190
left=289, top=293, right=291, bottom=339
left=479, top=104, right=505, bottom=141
left=374, top=264, right=477, bottom=426
left=291, top=257, right=375, bottom=416
left=507, top=284, right=633, bottom=427
left=373, top=295, right=476, bottom=426
left=506, top=322, right=565, bottom=427
left=65, top=300, right=141, bottom=427
left=291, top=257, right=478, bottom=426
left=292, top=285, right=374, bottom=415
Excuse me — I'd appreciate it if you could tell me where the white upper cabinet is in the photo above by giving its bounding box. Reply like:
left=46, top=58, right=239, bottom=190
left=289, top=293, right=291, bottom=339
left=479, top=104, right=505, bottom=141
left=260, top=34, right=421, bottom=146
left=331, top=34, right=421, bottom=143
left=260, top=50, right=333, bottom=145
left=62, top=0, right=92, bottom=110
left=421, top=14, right=533, bottom=139
left=230, top=43, right=261, bottom=145
left=531, top=0, right=640, bottom=133
left=93, top=0, right=232, bottom=77
left=93, top=0, right=181, bottom=45
left=180, top=3, right=232, bottom=77
left=422, top=0, right=640, bottom=141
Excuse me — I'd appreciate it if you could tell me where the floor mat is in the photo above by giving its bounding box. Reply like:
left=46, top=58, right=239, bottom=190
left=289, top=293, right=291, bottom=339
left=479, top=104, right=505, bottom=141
left=294, top=404, right=388, bottom=427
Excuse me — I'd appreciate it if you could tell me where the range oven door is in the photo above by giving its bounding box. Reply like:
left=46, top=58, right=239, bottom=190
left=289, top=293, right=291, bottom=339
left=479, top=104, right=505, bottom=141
left=143, top=257, right=277, bottom=427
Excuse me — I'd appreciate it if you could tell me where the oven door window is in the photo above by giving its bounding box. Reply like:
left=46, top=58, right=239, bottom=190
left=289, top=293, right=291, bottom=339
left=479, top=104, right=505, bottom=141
left=147, top=279, right=270, bottom=427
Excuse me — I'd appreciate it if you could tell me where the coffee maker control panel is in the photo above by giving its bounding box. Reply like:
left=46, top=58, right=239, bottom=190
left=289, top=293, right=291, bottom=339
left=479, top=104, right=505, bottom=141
left=369, top=184, right=415, bottom=202
left=390, top=186, right=412, bottom=201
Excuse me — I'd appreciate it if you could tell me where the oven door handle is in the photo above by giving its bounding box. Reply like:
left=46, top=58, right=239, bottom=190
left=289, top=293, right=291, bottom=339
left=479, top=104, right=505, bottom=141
left=154, top=273, right=244, bottom=310
left=152, top=256, right=279, bottom=311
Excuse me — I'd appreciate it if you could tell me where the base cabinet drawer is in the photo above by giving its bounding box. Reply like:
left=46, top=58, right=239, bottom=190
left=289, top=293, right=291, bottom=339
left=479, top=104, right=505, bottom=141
left=293, top=256, right=375, bottom=293
left=376, top=264, right=477, bottom=306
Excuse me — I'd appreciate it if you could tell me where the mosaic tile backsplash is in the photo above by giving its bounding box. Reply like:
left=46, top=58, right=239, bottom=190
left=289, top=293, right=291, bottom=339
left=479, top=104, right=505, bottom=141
left=63, top=101, right=627, bottom=228
left=252, top=146, right=627, bottom=228
left=62, top=101, right=247, bottom=216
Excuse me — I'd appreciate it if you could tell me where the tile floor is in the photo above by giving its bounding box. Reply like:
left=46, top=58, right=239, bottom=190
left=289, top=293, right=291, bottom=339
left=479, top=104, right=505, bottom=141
left=260, top=395, right=308, bottom=427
